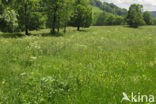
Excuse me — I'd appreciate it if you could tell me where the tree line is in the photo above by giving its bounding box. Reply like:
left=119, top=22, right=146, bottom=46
left=93, top=12, right=125, bottom=26
left=0, top=0, right=155, bottom=35
left=0, top=0, right=92, bottom=35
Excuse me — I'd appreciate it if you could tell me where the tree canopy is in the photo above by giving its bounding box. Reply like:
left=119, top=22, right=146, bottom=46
left=143, top=11, right=153, bottom=25
left=0, top=0, right=92, bottom=34
left=70, top=0, right=92, bottom=31
left=0, top=0, right=156, bottom=34
left=126, top=4, right=145, bottom=28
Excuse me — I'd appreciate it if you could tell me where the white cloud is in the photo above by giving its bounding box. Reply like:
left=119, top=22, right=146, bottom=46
left=101, top=0, right=156, bottom=11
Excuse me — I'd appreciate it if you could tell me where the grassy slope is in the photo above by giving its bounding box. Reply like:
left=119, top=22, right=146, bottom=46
left=91, top=6, right=103, bottom=14
left=91, top=6, right=103, bottom=25
left=0, top=26, right=156, bottom=103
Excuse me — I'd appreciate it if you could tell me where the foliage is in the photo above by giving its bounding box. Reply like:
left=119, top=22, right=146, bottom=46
left=46, top=0, right=73, bottom=33
left=143, top=11, right=153, bottom=25
left=14, top=0, right=41, bottom=35
left=126, top=4, right=145, bottom=28
left=0, top=7, right=18, bottom=32
left=0, top=0, right=19, bottom=32
left=94, top=11, right=125, bottom=26
left=90, top=0, right=127, bottom=16
left=0, top=0, right=155, bottom=34
left=60, top=1, right=73, bottom=32
left=70, top=0, right=92, bottom=31
left=17, top=11, right=46, bottom=31
left=90, top=0, right=126, bottom=26
left=153, top=18, right=156, bottom=25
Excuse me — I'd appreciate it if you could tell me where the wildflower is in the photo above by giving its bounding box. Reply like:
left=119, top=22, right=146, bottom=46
left=20, top=72, right=27, bottom=76
left=30, top=56, right=37, bottom=60
left=2, top=81, right=5, bottom=85
left=30, top=41, right=41, bottom=49
left=154, top=59, right=156, bottom=64
left=80, top=79, right=83, bottom=83
left=149, top=61, right=154, bottom=67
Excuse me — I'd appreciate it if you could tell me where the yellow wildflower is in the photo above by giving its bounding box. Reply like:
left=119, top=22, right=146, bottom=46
left=30, top=56, right=37, bottom=60
left=2, top=81, right=5, bottom=85
left=149, top=61, right=154, bottom=67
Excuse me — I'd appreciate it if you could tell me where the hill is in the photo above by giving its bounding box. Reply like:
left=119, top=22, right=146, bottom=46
left=90, top=0, right=127, bottom=16
left=91, top=6, right=103, bottom=14
left=90, top=0, right=126, bottom=26
left=149, top=11, right=156, bottom=18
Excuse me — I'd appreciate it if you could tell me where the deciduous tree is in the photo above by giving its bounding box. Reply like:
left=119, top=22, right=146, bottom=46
left=126, top=4, right=145, bottom=28
left=143, top=11, right=153, bottom=25
left=70, top=0, right=92, bottom=31
left=14, top=0, right=40, bottom=35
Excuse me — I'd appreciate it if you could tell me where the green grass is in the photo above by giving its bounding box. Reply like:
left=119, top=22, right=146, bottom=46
left=91, top=6, right=103, bottom=14
left=0, top=26, right=156, bottom=104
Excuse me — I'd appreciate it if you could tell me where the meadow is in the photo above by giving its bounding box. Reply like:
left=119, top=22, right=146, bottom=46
left=0, top=26, right=156, bottom=104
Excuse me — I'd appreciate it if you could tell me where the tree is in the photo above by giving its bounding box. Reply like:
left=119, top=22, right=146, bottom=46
left=95, top=12, right=108, bottom=26
left=14, top=0, right=40, bottom=35
left=46, top=0, right=65, bottom=34
left=114, top=16, right=124, bottom=25
left=0, top=7, right=18, bottom=32
left=126, top=4, right=145, bottom=28
left=106, top=15, right=115, bottom=25
left=90, top=0, right=96, bottom=6
left=0, top=0, right=3, bottom=14
left=153, top=19, right=156, bottom=25
left=70, top=0, right=92, bottom=31
left=0, top=0, right=18, bottom=32
left=143, top=11, right=153, bottom=25
left=94, top=11, right=125, bottom=26
left=61, top=0, right=73, bottom=33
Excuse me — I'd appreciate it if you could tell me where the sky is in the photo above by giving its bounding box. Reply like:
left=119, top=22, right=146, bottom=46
left=101, top=0, right=156, bottom=11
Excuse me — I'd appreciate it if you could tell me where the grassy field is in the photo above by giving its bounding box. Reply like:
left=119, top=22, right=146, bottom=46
left=0, top=26, right=156, bottom=104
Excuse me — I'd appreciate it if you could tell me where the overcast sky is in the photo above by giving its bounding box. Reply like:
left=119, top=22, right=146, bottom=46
left=101, top=0, right=156, bottom=11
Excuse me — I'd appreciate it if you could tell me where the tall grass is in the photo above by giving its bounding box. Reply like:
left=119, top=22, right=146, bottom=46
left=0, top=26, right=156, bottom=104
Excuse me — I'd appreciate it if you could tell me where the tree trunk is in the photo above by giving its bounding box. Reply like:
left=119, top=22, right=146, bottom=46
left=77, top=25, right=80, bottom=31
left=57, top=27, right=60, bottom=33
left=52, top=15, right=56, bottom=34
left=51, top=7, right=57, bottom=34
left=64, top=26, right=66, bottom=33
left=24, top=3, right=29, bottom=35
left=52, top=27, right=55, bottom=34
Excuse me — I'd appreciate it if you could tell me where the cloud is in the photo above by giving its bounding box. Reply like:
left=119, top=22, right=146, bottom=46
left=101, top=0, right=156, bottom=11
